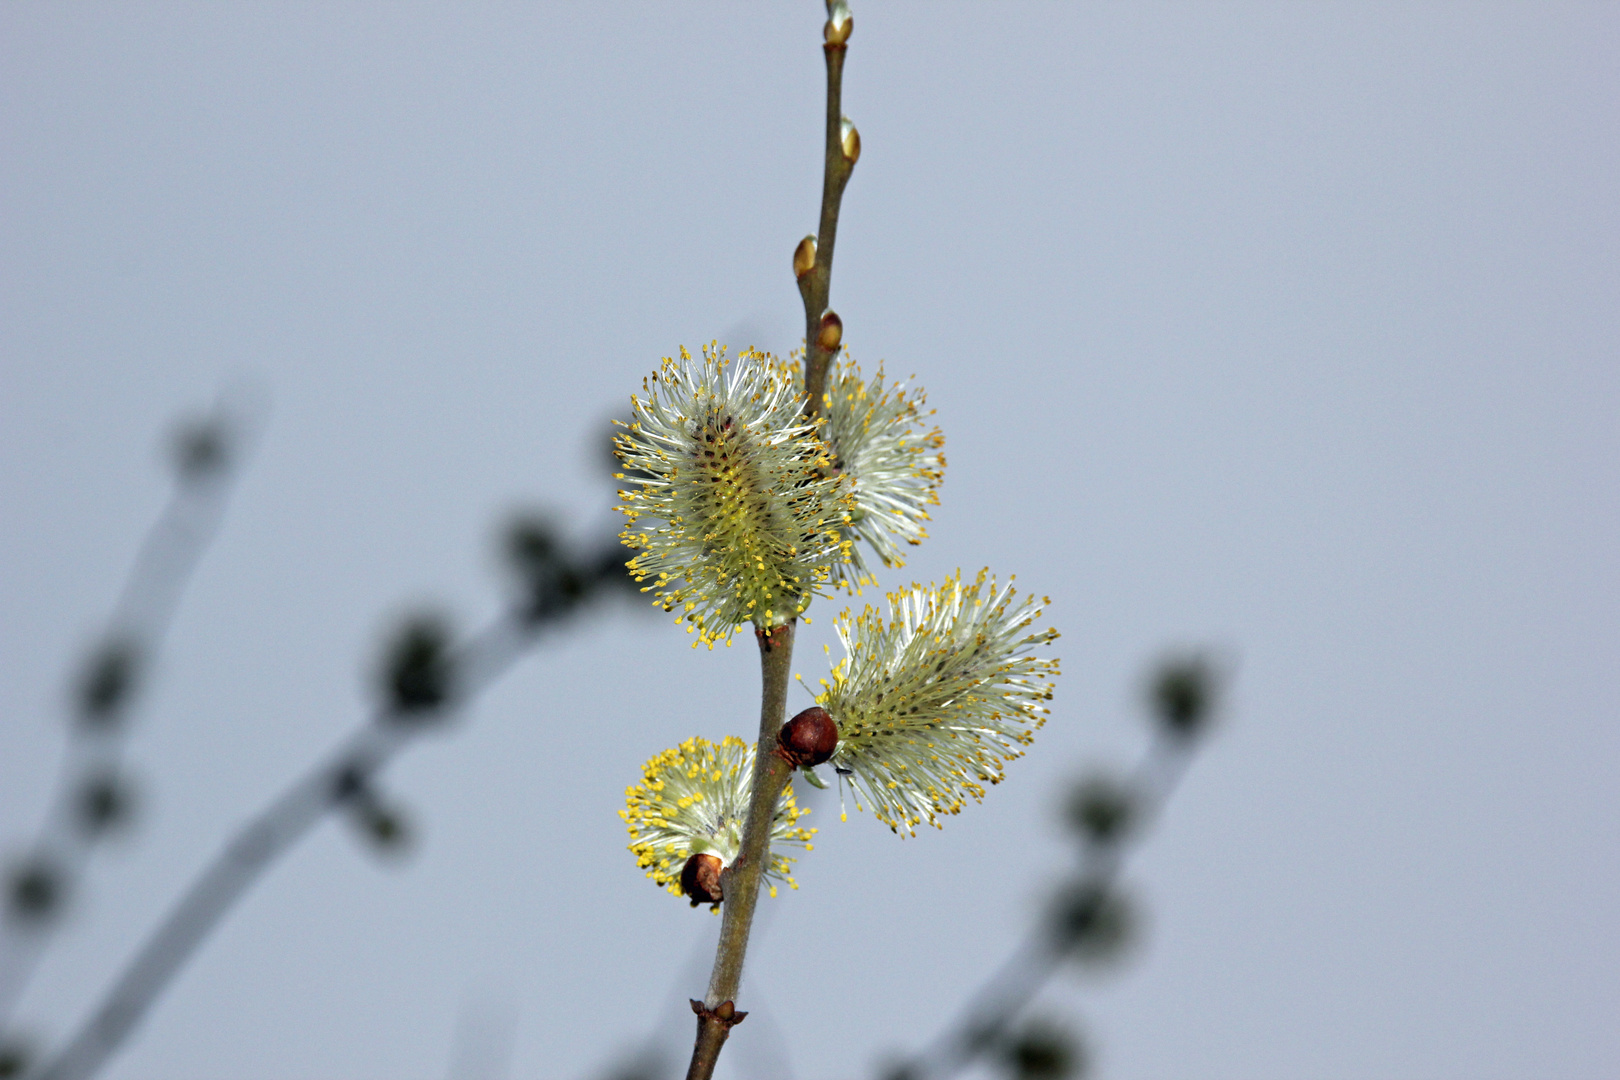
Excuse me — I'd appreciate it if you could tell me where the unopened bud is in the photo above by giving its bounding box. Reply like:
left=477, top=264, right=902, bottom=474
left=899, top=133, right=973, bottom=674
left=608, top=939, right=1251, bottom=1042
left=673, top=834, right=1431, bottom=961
left=1150, top=655, right=1216, bottom=739
left=77, top=639, right=140, bottom=726
left=817, top=311, right=844, bottom=351
left=1002, top=1021, right=1085, bottom=1080
left=778, top=706, right=838, bottom=767
left=1051, top=882, right=1136, bottom=965
left=840, top=117, right=861, bottom=163
left=1063, top=774, right=1136, bottom=846
left=380, top=615, right=455, bottom=720
left=824, top=3, right=852, bottom=47
left=357, top=802, right=411, bottom=853
left=6, top=859, right=65, bottom=923
left=76, top=771, right=136, bottom=837
left=793, top=235, right=818, bottom=279
left=681, top=852, right=724, bottom=907
left=173, top=417, right=230, bottom=479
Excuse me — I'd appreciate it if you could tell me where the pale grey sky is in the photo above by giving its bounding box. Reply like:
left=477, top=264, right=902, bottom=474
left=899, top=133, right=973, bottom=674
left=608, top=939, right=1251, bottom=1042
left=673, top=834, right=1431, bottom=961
left=2, top=4, right=1617, bottom=1079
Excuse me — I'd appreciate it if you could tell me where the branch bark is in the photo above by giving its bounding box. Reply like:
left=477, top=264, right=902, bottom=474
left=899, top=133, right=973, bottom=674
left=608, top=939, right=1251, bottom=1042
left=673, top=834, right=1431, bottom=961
left=797, top=28, right=856, bottom=417
left=685, top=623, right=795, bottom=1080
left=32, top=614, right=541, bottom=1080
left=684, top=10, right=858, bottom=1078
left=1, top=409, right=248, bottom=1033
left=907, top=736, right=1201, bottom=1080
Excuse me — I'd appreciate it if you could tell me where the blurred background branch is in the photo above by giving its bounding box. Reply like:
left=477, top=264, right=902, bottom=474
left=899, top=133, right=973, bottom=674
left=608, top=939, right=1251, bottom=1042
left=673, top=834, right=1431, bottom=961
left=4, top=426, right=639, bottom=1080
left=896, top=656, right=1223, bottom=1080
left=2, top=400, right=255, bottom=1038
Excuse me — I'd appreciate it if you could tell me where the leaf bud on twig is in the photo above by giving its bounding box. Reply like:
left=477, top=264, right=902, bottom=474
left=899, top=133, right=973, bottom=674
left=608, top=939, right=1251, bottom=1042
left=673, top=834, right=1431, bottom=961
left=1000, top=1020, right=1085, bottom=1080
left=503, top=514, right=592, bottom=623
left=5, top=857, right=66, bottom=923
left=379, top=614, right=456, bottom=720
left=76, top=639, right=140, bottom=727
left=329, top=764, right=368, bottom=804
left=354, top=800, right=412, bottom=855
left=778, top=706, right=839, bottom=768
left=1050, top=881, right=1136, bottom=966
left=840, top=117, right=861, bottom=164
left=1063, top=773, right=1136, bottom=847
left=75, top=771, right=137, bottom=838
left=793, top=235, right=818, bottom=280
left=171, top=416, right=231, bottom=480
left=689, top=998, right=748, bottom=1027
left=817, top=311, right=844, bottom=352
left=1149, top=654, right=1218, bottom=740
left=824, top=2, right=852, bottom=47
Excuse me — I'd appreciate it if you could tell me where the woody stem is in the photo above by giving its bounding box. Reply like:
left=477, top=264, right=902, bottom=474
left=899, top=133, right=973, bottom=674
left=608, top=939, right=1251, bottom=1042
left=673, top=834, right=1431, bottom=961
left=685, top=622, right=796, bottom=1080
left=798, top=37, right=853, bottom=416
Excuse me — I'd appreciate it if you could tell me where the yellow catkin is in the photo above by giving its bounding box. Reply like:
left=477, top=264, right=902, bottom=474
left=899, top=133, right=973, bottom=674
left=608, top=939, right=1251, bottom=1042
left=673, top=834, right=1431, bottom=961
left=620, top=735, right=816, bottom=899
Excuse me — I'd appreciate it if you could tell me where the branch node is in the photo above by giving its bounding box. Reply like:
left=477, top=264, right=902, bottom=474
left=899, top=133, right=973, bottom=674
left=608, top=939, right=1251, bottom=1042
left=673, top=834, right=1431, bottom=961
left=690, top=999, right=748, bottom=1028
left=754, top=624, right=792, bottom=653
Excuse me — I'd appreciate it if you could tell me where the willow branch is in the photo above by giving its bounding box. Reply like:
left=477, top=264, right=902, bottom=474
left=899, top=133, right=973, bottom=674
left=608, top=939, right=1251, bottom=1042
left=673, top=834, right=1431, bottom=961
left=686, top=9, right=858, bottom=1078
left=797, top=16, right=857, bottom=416
left=685, top=622, right=796, bottom=1080
left=33, top=613, right=541, bottom=1080
left=911, top=735, right=1201, bottom=1080
left=1, top=408, right=250, bottom=1033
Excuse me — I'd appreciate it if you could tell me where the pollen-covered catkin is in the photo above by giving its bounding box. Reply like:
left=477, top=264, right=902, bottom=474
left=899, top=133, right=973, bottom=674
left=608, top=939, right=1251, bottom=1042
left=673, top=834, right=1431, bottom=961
left=615, top=344, right=855, bottom=645
left=621, top=736, right=814, bottom=903
left=793, top=351, right=945, bottom=592
left=818, top=570, right=1060, bottom=834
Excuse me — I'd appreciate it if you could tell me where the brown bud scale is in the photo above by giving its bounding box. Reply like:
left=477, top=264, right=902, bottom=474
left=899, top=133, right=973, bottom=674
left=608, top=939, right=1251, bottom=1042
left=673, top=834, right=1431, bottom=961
left=681, top=852, right=724, bottom=907
left=690, top=998, right=749, bottom=1028
left=778, top=706, right=839, bottom=768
